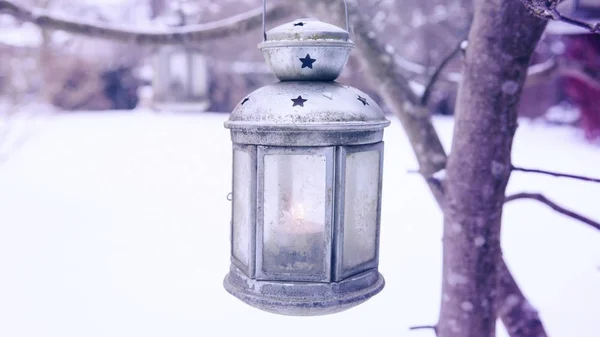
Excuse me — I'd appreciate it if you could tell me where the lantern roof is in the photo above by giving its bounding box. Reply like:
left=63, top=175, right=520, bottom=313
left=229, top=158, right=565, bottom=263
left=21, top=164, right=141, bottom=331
left=225, top=81, right=389, bottom=146
left=226, top=81, right=388, bottom=131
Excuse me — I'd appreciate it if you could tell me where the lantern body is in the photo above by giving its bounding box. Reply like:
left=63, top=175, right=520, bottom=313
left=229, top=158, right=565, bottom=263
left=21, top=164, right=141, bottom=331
left=224, top=17, right=390, bottom=316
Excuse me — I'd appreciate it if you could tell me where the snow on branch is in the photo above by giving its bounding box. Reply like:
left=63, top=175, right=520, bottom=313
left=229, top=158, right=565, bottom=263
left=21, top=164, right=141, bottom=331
left=0, top=0, right=290, bottom=45
left=512, top=165, right=600, bottom=184
left=520, top=0, right=600, bottom=34
left=505, top=192, right=600, bottom=232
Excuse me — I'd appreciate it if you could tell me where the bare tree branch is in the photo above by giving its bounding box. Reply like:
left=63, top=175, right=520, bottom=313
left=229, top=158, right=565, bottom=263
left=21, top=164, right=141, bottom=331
left=550, top=8, right=600, bottom=34
left=512, top=166, right=600, bottom=184
left=409, top=325, right=438, bottom=336
left=421, top=40, right=466, bottom=106
left=497, top=259, right=547, bottom=337
left=520, top=0, right=600, bottom=34
left=519, top=0, right=562, bottom=19
left=395, top=48, right=556, bottom=90
left=341, top=2, right=448, bottom=203
left=0, top=0, right=290, bottom=45
left=300, top=0, right=449, bottom=204
left=505, top=192, right=600, bottom=232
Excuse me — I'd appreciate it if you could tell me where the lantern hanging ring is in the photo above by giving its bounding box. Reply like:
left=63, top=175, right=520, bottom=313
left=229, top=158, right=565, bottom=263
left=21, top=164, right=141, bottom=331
left=262, top=0, right=350, bottom=41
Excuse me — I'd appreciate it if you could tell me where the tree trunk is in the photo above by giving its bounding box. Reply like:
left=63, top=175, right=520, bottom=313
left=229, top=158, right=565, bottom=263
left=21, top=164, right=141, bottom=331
left=438, top=1, right=546, bottom=336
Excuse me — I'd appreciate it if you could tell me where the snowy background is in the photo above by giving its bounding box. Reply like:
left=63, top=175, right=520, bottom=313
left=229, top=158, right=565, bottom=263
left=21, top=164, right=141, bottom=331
left=0, top=0, right=599, bottom=335
left=0, top=111, right=598, bottom=337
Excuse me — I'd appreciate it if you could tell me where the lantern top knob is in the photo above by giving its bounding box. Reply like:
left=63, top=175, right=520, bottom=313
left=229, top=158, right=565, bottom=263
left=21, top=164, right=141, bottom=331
left=264, top=18, right=350, bottom=42
left=259, top=6, right=354, bottom=81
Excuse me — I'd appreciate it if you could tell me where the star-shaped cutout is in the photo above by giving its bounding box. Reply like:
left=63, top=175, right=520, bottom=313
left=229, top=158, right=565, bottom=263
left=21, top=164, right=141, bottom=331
left=241, top=97, right=250, bottom=105
left=291, top=95, right=307, bottom=107
left=357, top=95, right=369, bottom=106
left=299, top=54, right=316, bottom=69
left=293, top=22, right=305, bottom=27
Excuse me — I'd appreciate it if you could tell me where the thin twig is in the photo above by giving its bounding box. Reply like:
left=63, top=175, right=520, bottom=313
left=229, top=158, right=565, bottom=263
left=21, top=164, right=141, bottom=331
left=551, top=9, right=600, bottom=34
left=520, top=1, right=600, bottom=34
left=409, top=325, right=438, bottom=336
left=420, top=39, right=466, bottom=106
left=505, top=193, right=600, bottom=232
left=512, top=165, right=600, bottom=184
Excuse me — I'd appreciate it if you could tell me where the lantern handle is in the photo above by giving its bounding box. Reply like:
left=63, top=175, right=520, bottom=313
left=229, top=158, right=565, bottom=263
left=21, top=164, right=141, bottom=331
left=262, top=0, right=350, bottom=41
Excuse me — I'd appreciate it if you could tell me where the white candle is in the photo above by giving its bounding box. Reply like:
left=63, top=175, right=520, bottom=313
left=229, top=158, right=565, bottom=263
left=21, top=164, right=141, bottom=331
left=279, top=203, right=322, bottom=235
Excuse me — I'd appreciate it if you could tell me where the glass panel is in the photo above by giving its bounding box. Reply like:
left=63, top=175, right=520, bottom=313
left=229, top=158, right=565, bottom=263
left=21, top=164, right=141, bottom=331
left=343, top=150, right=380, bottom=269
left=232, top=150, right=252, bottom=267
left=263, top=154, right=327, bottom=276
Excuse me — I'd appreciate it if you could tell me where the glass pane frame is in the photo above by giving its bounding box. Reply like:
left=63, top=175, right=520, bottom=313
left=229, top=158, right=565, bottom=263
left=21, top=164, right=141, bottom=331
left=256, top=146, right=335, bottom=283
left=333, top=142, right=384, bottom=281
left=230, top=144, right=257, bottom=277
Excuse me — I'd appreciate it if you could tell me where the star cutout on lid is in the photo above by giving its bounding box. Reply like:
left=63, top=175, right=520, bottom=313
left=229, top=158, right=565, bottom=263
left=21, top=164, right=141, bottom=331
left=299, top=54, right=317, bottom=69
left=241, top=97, right=250, bottom=105
left=293, top=22, right=305, bottom=26
left=357, top=95, right=369, bottom=106
left=291, top=95, right=307, bottom=107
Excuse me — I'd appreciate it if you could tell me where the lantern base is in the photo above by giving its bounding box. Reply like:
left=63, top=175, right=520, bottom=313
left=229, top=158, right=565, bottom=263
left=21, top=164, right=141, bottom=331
left=223, top=265, right=385, bottom=316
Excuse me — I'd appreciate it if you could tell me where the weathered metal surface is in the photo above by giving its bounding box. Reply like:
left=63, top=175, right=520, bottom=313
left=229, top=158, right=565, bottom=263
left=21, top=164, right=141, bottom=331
left=260, top=39, right=353, bottom=81
left=264, top=17, right=350, bottom=42
left=224, top=265, right=385, bottom=316
left=259, top=13, right=353, bottom=81
left=225, top=81, right=389, bottom=146
left=262, top=0, right=350, bottom=40
left=226, top=82, right=388, bottom=127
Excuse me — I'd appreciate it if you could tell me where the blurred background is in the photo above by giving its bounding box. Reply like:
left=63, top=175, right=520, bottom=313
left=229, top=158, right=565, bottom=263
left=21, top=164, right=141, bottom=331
left=1, top=0, right=599, bottom=149
left=0, top=2, right=599, bottom=337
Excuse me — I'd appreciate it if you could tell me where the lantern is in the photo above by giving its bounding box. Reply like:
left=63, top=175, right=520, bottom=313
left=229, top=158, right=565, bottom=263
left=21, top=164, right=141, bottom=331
left=223, top=0, right=390, bottom=316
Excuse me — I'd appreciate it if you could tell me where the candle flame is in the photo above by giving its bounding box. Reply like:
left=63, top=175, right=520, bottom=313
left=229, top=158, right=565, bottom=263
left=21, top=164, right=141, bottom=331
left=290, top=204, right=305, bottom=221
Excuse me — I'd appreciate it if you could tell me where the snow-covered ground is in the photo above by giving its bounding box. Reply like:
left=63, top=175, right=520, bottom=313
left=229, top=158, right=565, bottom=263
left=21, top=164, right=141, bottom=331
left=0, top=111, right=598, bottom=337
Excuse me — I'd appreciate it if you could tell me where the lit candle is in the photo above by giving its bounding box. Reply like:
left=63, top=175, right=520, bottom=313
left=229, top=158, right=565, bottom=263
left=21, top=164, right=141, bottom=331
left=276, top=203, right=322, bottom=244
left=263, top=200, right=325, bottom=274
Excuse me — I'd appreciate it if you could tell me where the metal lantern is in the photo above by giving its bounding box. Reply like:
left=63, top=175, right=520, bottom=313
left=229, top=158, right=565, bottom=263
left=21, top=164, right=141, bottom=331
left=223, top=0, right=390, bottom=316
